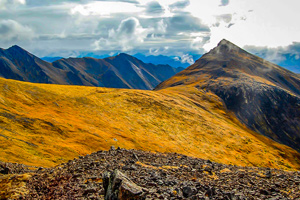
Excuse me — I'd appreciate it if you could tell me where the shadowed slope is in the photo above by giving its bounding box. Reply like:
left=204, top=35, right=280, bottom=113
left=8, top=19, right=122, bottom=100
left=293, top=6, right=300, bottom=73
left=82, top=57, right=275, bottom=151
left=103, top=53, right=183, bottom=90
left=156, top=39, right=300, bottom=152
left=0, top=46, right=182, bottom=89
left=0, top=46, right=67, bottom=84
left=0, top=77, right=300, bottom=170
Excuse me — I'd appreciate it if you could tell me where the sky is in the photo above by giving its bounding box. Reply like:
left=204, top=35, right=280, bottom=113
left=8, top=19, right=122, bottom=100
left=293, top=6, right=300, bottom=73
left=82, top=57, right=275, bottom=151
left=0, top=0, right=300, bottom=65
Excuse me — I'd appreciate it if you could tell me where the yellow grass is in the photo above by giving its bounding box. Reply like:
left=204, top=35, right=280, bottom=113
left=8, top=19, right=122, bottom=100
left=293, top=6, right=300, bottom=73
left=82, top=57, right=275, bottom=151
left=0, top=77, right=299, bottom=170
left=0, top=174, right=31, bottom=199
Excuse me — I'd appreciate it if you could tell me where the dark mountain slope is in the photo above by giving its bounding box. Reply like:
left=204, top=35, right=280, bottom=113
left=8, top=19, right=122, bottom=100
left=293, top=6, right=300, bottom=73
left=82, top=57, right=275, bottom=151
left=52, top=57, right=129, bottom=88
left=0, top=46, right=182, bottom=89
left=156, top=39, right=300, bottom=152
left=103, top=53, right=182, bottom=89
left=0, top=45, right=67, bottom=84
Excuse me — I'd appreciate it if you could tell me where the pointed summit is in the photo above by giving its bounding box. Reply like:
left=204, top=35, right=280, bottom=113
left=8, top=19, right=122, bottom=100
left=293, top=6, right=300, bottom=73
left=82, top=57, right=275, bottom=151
left=6, top=45, right=35, bottom=58
left=10, top=44, right=23, bottom=49
left=117, top=53, right=131, bottom=57
left=210, top=39, right=244, bottom=56
left=116, top=53, right=134, bottom=59
left=155, top=38, right=300, bottom=153
left=8, top=45, right=26, bottom=52
left=217, top=39, right=234, bottom=46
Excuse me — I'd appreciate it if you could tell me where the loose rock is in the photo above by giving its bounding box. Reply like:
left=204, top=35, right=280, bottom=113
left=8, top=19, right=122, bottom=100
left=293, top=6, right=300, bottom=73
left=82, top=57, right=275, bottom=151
left=103, top=169, right=147, bottom=200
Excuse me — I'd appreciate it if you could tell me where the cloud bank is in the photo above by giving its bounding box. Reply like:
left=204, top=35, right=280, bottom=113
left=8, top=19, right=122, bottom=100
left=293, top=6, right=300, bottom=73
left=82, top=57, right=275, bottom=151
left=0, top=0, right=298, bottom=64
left=0, top=19, right=34, bottom=41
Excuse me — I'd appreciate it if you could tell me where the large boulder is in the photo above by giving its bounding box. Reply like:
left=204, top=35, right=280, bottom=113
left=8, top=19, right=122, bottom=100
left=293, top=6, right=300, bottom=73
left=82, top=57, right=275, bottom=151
left=103, top=169, right=147, bottom=200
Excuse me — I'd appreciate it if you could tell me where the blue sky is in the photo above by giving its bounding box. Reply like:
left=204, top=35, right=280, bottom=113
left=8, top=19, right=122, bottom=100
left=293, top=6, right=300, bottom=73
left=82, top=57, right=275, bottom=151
left=0, top=0, right=300, bottom=66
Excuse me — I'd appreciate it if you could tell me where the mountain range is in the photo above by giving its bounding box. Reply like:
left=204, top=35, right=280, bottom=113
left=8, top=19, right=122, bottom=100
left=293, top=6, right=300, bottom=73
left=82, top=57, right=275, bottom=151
left=0, top=39, right=300, bottom=172
left=156, top=39, right=300, bottom=152
left=42, top=54, right=201, bottom=68
left=133, top=54, right=201, bottom=68
left=41, top=51, right=300, bottom=74
left=249, top=49, right=300, bottom=74
left=0, top=46, right=183, bottom=90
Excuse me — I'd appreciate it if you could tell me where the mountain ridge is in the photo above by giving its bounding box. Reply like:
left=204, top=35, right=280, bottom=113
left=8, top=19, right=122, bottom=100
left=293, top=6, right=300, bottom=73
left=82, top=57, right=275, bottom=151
left=156, top=39, right=300, bottom=152
left=0, top=45, right=183, bottom=90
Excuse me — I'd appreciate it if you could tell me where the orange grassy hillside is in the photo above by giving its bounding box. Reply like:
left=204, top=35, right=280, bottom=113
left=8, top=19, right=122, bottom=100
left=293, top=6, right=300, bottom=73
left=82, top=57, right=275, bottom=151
left=0, top=77, right=299, bottom=170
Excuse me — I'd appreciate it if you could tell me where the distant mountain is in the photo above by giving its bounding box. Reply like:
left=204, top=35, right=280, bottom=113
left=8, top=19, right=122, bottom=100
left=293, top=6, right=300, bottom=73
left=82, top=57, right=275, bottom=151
left=156, top=39, right=300, bottom=152
left=77, top=52, right=114, bottom=59
left=0, top=46, right=183, bottom=90
left=41, top=53, right=195, bottom=69
left=249, top=51, right=300, bottom=73
left=0, top=45, right=66, bottom=84
left=41, top=57, right=63, bottom=63
left=277, top=54, right=300, bottom=73
left=43, top=52, right=300, bottom=73
left=134, top=53, right=201, bottom=68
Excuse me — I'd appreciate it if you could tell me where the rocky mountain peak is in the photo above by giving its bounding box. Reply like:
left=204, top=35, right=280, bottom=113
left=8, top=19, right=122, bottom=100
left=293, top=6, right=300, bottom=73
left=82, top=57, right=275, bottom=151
left=8, top=45, right=26, bottom=53
left=118, top=53, right=130, bottom=57
left=210, top=39, right=243, bottom=55
left=217, top=39, right=234, bottom=46
left=6, top=45, right=35, bottom=59
left=107, top=53, right=136, bottom=63
left=156, top=39, right=300, bottom=153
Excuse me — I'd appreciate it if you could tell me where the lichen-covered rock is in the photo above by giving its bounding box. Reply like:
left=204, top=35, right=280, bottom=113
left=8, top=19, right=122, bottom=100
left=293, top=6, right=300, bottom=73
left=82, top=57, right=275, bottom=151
left=103, top=169, right=147, bottom=200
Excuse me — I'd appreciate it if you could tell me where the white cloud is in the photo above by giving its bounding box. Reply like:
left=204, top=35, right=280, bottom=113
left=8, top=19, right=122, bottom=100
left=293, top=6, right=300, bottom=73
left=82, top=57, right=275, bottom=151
left=181, top=54, right=194, bottom=64
left=110, top=17, right=149, bottom=50
left=16, top=0, right=25, bottom=4
left=70, top=1, right=142, bottom=16
left=145, top=1, right=165, bottom=15
left=244, top=42, right=300, bottom=64
left=94, top=17, right=150, bottom=51
left=219, top=0, right=229, bottom=7
left=259, top=49, right=286, bottom=64
left=0, top=0, right=25, bottom=9
left=169, top=0, right=190, bottom=11
left=191, top=36, right=205, bottom=50
left=215, top=14, right=232, bottom=24
left=0, top=0, right=299, bottom=59
left=0, top=19, right=34, bottom=41
left=155, top=19, right=167, bottom=34
left=149, top=46, right=169, bottom=55
left=198, top=0, right=300, bottom=51
left=174, top=54, right=194, bottom=65
left=149, top=47, right=160, bottom=55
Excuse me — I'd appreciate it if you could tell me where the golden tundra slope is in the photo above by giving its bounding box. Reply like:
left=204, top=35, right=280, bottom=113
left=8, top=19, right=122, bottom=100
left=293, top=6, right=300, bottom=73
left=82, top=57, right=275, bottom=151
left=0, top=77, right=300, bottom=170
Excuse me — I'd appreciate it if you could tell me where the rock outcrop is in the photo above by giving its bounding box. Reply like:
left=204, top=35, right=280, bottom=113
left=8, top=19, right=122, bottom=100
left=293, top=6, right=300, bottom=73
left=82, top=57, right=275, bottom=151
left=103, top=169, right=147, bottom=200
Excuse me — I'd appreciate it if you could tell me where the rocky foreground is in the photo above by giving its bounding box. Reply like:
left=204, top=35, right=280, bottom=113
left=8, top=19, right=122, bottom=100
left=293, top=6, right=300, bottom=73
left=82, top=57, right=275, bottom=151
left=1, top=147, right=300, bottom=199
